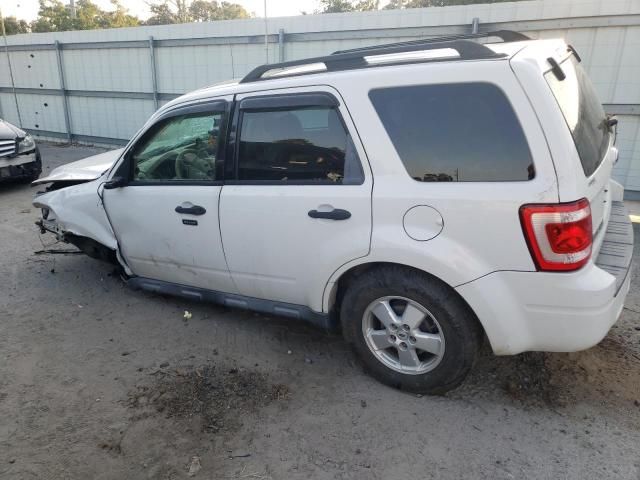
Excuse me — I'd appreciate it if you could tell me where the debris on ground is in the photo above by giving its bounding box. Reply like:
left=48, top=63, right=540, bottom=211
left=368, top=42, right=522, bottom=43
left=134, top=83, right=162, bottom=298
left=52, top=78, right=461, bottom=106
left=187, top=455, right=201, bottom=476
left=227, top=451, right=251, bottom=459
left=128, top=364, right=290, bottom=433
left=183, top=311, right=193, bottom=321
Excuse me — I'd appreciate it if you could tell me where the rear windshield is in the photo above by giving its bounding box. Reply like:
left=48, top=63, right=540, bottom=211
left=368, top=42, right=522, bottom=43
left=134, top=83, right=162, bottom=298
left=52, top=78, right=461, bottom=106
left=545, top=56, right=610, bottom=178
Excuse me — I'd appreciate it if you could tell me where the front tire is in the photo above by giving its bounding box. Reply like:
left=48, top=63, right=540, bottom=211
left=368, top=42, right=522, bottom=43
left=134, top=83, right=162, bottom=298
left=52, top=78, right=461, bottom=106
left=340, top=266, right=482, bottom=394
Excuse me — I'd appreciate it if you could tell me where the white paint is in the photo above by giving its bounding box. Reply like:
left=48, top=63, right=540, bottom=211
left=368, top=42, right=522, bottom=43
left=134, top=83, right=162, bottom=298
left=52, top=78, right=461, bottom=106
left=32, top=34, right=631, bottom=357
left=33, top=147, right=123, bottom=184
left=1, top=0, right=639, bottom=191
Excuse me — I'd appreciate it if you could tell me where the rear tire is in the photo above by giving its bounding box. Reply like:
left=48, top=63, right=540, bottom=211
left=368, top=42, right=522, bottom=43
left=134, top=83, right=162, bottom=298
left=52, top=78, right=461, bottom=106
left=340, top=266, right=482, bottom=394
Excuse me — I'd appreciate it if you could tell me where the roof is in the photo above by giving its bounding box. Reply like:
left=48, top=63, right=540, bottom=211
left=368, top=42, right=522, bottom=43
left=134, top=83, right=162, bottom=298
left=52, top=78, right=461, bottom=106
left=160, top=31, right=562, bottom=113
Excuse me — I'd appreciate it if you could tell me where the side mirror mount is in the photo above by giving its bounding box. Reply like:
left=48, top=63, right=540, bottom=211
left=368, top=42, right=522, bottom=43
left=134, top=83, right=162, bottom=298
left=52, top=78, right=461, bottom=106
left=103, top=176, right=127, bottom=190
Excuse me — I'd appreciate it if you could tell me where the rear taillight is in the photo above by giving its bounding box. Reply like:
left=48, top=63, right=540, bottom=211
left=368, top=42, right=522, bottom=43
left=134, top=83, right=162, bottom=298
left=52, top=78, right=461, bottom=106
left=519, top=198, right=592, bottom=271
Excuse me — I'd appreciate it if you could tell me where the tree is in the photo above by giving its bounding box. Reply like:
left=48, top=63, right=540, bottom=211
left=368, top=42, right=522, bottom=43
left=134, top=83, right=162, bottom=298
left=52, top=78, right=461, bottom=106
left=384, top=0, right=524, bottom=8
left=102, top=0, right=140, bottom=28
left=2, top=16, right=30, bottom=35
left=31, top=0, right=75, bottom=32
left=145, top=0, right=251, bottom=25
left=30, top=0, right=140, bottom=32
left=383, top=0, right=408, bottom=8
left=318, top=0, right=355, bottom=12
left=145, top=2, right=177, bottom=24
left=354, top=0, right=380, bottom=10
left=318, top=0, right=379, bottom=13
left=215, top=2, right=251, bottom=20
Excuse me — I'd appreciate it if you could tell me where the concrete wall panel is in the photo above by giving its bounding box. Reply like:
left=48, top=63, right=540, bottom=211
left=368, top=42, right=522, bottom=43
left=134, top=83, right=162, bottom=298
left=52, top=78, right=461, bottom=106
left=1, top=0, right=639, bottom=188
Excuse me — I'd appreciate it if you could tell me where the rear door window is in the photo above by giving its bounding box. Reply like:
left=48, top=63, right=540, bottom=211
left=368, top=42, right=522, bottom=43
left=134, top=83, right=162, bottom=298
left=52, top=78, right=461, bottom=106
left=369, top=82, right=534, bottom=182
left=237, top=105, right=364, bottom=184
left=545, top=56, right=610, bottom=178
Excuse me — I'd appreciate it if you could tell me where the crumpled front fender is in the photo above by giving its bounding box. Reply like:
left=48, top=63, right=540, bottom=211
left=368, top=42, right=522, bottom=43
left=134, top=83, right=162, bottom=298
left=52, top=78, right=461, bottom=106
left=33, top=177, right=117, bottom=250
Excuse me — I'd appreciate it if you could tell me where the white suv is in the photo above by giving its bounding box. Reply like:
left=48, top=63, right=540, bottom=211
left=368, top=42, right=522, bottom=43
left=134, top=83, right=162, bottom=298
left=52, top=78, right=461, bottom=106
left=33, top=31, right=633, bottom=394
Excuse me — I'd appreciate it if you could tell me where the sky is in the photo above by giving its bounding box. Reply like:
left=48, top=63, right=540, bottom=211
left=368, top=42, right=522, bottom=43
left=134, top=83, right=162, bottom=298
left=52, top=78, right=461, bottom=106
left=1, top=0, right=326, bottom=22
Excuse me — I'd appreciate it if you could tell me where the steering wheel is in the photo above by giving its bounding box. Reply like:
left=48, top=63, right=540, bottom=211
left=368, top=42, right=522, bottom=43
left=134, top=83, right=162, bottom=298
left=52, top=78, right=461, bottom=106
left=174, top=148, right=200, bottom=179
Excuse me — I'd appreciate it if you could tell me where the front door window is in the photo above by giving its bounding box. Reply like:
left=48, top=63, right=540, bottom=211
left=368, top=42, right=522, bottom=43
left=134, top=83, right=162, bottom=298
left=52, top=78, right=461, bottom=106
left=131, top=111, right=224, bottom=182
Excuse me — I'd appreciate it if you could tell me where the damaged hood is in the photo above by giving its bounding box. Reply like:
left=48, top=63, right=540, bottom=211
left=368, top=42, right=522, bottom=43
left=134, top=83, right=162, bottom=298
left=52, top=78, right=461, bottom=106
left=33, top=148, right=124, bottom=185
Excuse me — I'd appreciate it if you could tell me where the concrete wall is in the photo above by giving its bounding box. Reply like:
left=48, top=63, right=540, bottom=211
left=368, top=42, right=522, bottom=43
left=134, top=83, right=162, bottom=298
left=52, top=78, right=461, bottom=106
left=1, top=0, right=639, bottom=189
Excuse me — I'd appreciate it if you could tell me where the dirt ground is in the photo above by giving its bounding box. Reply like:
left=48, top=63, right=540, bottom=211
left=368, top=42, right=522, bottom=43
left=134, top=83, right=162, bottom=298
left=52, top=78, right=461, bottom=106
left=1, top=142, right=639, bottom=480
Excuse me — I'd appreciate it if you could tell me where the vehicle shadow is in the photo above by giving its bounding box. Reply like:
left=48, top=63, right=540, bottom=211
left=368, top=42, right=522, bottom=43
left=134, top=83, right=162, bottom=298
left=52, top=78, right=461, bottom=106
left=451, top=321, right=640, bottom=416
left=25, top=248, right=640, bottom=423
left=0, top=180, right=36, bottom=195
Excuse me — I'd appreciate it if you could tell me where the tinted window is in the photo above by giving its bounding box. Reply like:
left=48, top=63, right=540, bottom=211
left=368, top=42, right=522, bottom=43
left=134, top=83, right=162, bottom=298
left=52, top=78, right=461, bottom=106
left=237, top=106, right=363, bottom=183
left=369, top=83, right=534, bottom=182
left=131, top=111, right=224, bottom=182
left=545, top=56, right=610, bottom=177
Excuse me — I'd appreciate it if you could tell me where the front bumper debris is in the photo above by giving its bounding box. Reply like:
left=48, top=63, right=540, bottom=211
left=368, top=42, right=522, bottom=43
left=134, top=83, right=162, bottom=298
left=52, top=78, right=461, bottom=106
left=36, top=218, right=65, bottom=241
left=0, top=149, right=41, bottom=181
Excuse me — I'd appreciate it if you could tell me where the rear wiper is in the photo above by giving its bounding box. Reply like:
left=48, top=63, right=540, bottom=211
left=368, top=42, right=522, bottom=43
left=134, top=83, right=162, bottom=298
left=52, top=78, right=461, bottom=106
left=600, top=114, right=618, bottom=134
left=547, top=57, right=566, bottom=81
left=567, top=45, right=582, bottom=62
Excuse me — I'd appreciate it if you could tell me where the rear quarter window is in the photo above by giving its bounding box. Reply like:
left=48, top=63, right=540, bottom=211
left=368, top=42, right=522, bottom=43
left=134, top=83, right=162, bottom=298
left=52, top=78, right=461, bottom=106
left=369, top=82, right=534, bottom=182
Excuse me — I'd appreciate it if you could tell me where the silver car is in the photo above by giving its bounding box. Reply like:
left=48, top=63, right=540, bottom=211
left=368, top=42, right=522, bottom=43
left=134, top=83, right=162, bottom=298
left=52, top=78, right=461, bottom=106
left=0, top=119, right=41, bottom=183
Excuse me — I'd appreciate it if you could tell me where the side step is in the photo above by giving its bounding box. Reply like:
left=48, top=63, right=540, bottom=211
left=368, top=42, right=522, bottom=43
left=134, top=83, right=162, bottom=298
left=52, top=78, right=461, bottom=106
left=127, top=276, right=335, bottom=330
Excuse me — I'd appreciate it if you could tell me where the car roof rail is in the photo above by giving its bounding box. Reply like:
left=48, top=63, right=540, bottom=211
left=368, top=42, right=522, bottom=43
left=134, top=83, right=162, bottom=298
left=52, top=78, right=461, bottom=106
left=240, top=38, right=508, bottom=84
left=331, top=30, right=530, bottom=55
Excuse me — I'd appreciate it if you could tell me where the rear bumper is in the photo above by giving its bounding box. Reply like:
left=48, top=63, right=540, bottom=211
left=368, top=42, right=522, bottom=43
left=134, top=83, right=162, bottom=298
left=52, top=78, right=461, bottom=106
left=457, top=201, right=633, bottom=355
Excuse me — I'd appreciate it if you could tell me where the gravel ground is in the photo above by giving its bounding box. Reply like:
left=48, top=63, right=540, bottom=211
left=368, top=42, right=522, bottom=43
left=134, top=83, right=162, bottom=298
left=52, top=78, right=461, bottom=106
left=1, top=142, right=639, bottom=480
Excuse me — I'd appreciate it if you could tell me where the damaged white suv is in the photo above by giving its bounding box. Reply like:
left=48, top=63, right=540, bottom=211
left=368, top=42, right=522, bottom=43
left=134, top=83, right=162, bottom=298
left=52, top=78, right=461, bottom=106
left=33, top=32, right=633, bottom=394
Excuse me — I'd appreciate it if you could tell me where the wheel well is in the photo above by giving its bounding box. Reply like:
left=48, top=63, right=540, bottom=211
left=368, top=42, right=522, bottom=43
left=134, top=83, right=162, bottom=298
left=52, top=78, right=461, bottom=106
left=65, top=233, right=118, bottom=265
left=332, top=261, right=484, bottom=337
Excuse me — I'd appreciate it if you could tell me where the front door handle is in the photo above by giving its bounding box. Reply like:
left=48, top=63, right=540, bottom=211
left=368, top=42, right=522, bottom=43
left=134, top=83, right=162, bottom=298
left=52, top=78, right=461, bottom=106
left=175, top=204, right=206, bottom=215
left=308, top=208, right=351, bottom=220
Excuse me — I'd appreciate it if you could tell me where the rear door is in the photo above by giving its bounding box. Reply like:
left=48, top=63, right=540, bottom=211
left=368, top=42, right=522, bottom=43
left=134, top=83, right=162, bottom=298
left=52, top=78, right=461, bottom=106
left=219, top=87, right=372, bottom=311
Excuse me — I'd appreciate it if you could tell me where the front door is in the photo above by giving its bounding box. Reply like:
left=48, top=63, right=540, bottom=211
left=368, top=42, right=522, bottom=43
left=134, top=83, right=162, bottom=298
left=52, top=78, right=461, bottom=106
left=219, top=88, right=372, bottom=311
left=103, top=99, right=237, bottom=294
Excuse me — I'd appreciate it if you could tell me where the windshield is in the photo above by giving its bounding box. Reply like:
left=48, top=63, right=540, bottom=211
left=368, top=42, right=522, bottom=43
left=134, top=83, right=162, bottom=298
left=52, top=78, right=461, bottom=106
left=545, top=56, right=611, bottom=177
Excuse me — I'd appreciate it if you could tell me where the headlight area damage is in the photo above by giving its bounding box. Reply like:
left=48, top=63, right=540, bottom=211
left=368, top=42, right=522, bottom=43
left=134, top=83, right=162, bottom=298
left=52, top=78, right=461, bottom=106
left=34, top=178, right=119, bottom=265
left=32, top=148, right=125, bottom=269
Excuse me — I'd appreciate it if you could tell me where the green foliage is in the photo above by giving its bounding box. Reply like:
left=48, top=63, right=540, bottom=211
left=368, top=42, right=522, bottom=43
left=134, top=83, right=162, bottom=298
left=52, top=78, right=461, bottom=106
left=318, top=0, right=380, bottom=13
left=1, top=16, right=31, bottom=35
left=145, top=0, right=251, bottom=25
left=103, top=0, right=140, bottom=28
left=385, top=0, right=522, bottom=8
left=5, top=0, right=527, bottom=34
left=8, top=0, right=249, bottom=33
left=145, top=2, right=177, bottom=25
left=319, top=0, right=525, bottom=12
left=30, top=0, right=139, bottom=32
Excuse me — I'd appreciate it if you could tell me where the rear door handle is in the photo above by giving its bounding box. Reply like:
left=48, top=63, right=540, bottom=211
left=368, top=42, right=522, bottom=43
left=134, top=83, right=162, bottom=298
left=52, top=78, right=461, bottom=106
left=175, top=205, right=206, bottom=215
left=308, top=208, right=351, bottom=220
